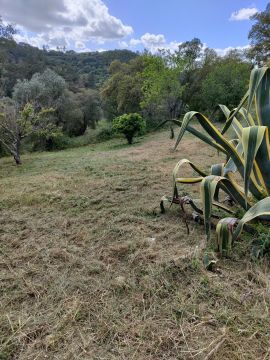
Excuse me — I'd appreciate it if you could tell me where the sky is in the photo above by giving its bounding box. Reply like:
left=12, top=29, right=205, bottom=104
left=0, top=0, right=269, bottom=54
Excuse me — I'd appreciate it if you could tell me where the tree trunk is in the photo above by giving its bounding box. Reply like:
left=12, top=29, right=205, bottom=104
left=13, top=153, right=22, bottom=165
left=170, top=126, right=175, bottom=139
left=12, top=138, right=22, bottom=165
left=126, top=133, right=133, bottom=145
left=169, top=108, right=175, bottom=139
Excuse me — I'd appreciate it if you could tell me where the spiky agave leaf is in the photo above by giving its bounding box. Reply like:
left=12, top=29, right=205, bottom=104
left=172, top=158, right=207, bottom=202
left=199, top=175, right=240, bottom=238
left=233, top=197, right=270, bottom=241
left=242, top=126, right=267, bottom=200
left=163, top=66, right=270, bottom=253
left=175, top=111, right=264, bottom=200
left=216, top=217, right=238, bottom=256
left=221, top=91, right=249, bottom=134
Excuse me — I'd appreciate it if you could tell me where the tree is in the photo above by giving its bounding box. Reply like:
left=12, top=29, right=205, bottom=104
left=13, top=68, right=66, bottom=110
left=58, top=89, right=102, bottom=137
left=141, top=53, right=186, bottom=127
left=0, top=100, right=57, bottom=164
left=101, top=57, right=145, bottom=121
left=199, top=53, right=250, bottom=112
left=75, top=89, right=102, bottom=130
left=112, top=113, right=145, bottom=144
left=58, top=91, right=85, bottom=137
left=0, top=16, right=17, bottom=39
left=248, top=4, right=270, bottom=63
left=13, top=69, right=67, bottom=136
left=175, top=38, right=203, bottom=69
left=0, top=98, right=21, bottom=164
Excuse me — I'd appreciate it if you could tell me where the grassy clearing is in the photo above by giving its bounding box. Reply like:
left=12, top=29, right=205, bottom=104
left=0, top=130, right=269, bottom=359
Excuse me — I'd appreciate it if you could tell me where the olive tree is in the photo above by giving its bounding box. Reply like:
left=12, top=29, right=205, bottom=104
left=13, top=68, right=66, bottom=115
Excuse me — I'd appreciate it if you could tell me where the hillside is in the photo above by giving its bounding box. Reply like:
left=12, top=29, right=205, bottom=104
left=0, top=131, right=269, bottom=359
left=0, top=39, right=138, bottom=96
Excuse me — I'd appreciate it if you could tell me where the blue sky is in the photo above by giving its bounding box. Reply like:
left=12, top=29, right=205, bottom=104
left=106, top=0, right=268, bottom=48
left=0, top=0, right=269, bottom=54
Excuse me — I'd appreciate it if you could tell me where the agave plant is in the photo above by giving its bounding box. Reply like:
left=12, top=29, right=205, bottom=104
left=163, top=67, right=270, bottom=256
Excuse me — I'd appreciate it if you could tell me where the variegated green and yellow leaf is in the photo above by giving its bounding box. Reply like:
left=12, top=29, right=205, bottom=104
left=174, top=111, right=264, bottom=199
left=242, top=126, right=267, bottom=199
left=233, top=197, right=270, bottom=240
left=216, top=217, right=238, bottom=256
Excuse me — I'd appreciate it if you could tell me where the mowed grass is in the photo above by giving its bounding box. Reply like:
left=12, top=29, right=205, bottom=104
left=0, top=131, right=269, bottom=359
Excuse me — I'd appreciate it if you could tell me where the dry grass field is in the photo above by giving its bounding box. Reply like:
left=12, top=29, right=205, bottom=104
left=0, top=130, right=269, bottom=359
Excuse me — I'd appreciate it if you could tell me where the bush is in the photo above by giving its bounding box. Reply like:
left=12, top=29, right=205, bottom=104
left=112, top=113, right=145, bottom=144
left=29, top=129, right=70, bottom=151
left=96, top=124, right=113, bottom=141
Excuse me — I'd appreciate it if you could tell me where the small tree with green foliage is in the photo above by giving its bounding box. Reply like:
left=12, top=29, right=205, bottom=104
left=0, top=99, right=58, bottom=164
left=112, top=113, right=145, bottom=144
left=248, top=3, right=270, bottom=63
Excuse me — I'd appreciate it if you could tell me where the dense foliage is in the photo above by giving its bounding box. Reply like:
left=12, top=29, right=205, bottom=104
left=248, top=3, right=270, bottom=63
left=102, top=42, right=251, bottom=127
left=0, top=38, right=138, bottom=97
left=112, top=113, right=145, bottom=144
left=101, top=57, right=145, bottom=121
left=0, top=8, right=268, bottom=165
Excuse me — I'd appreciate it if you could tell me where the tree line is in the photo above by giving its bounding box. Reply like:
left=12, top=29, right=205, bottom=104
left=102, top=40, right=251, bottom=128
left=1, top=3, right=270, bottom=163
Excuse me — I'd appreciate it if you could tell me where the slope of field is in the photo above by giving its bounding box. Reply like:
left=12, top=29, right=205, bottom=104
left=0, top=131, right=269, bottom=359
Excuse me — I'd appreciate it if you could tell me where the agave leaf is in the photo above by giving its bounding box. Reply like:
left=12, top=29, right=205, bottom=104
left=216, top=217, right=238, bottom=256
left=200, top=175, right=221, bottom=240
left=211, top=163, right=224, bottom=176
left=174, top=111, right=264, bottom=199
left=221, top=91, right=249, bottom=134
left=173, top=158, right=207, bottom=181
left=172, top=159, right=207, bottom=201
left=212, top=201, right=235, bottom=214
left=203, top=252, right=217, bottom=271
left=238, top=107, right=255, bottom=127
left=211, top=163, right=224, bottom=201
left=255, top=68, right=270, bottom=127
left=175, top=177, right=203, bottom=184
left=224, top=141, right=243, bottom=175
left=233, top=197, right=270, bottom=240
left=200, top=173, right=254, bottom=241
left=222, top=172, right=249, bottom=209
left=219, top=104, right=246, bottom=137
left=253, top=126, right=270, bottom=194
left=156, top=118, right=226, bottom=153
left=242, top=126, right=266, bottom=200
left=248, top=67, right=268, bottom=120
left=186, top=125, right=226, bottom=153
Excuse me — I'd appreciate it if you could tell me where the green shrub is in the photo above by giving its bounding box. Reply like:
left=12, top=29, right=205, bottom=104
left=96, top=124, right=113, bottom=141
left=112, top=113, right=145, bottom=144
left=30, top=129, right=70, bottom=151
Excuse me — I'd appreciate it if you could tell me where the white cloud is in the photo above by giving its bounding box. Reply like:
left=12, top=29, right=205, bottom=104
left=118, top=41, right=129, bottom=49
left=129, top=33, right=181, bottom=53
left=214, top=44, right=250, bottom=56
left=130, top=38, right=141, bottom=47
left=141, top=33, right=166, bottom=47
left=75, top=41, right=86, bottom=49
left=229, top=7, right=258, bottom=21
left=1, top=0, right=133, bottom=49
